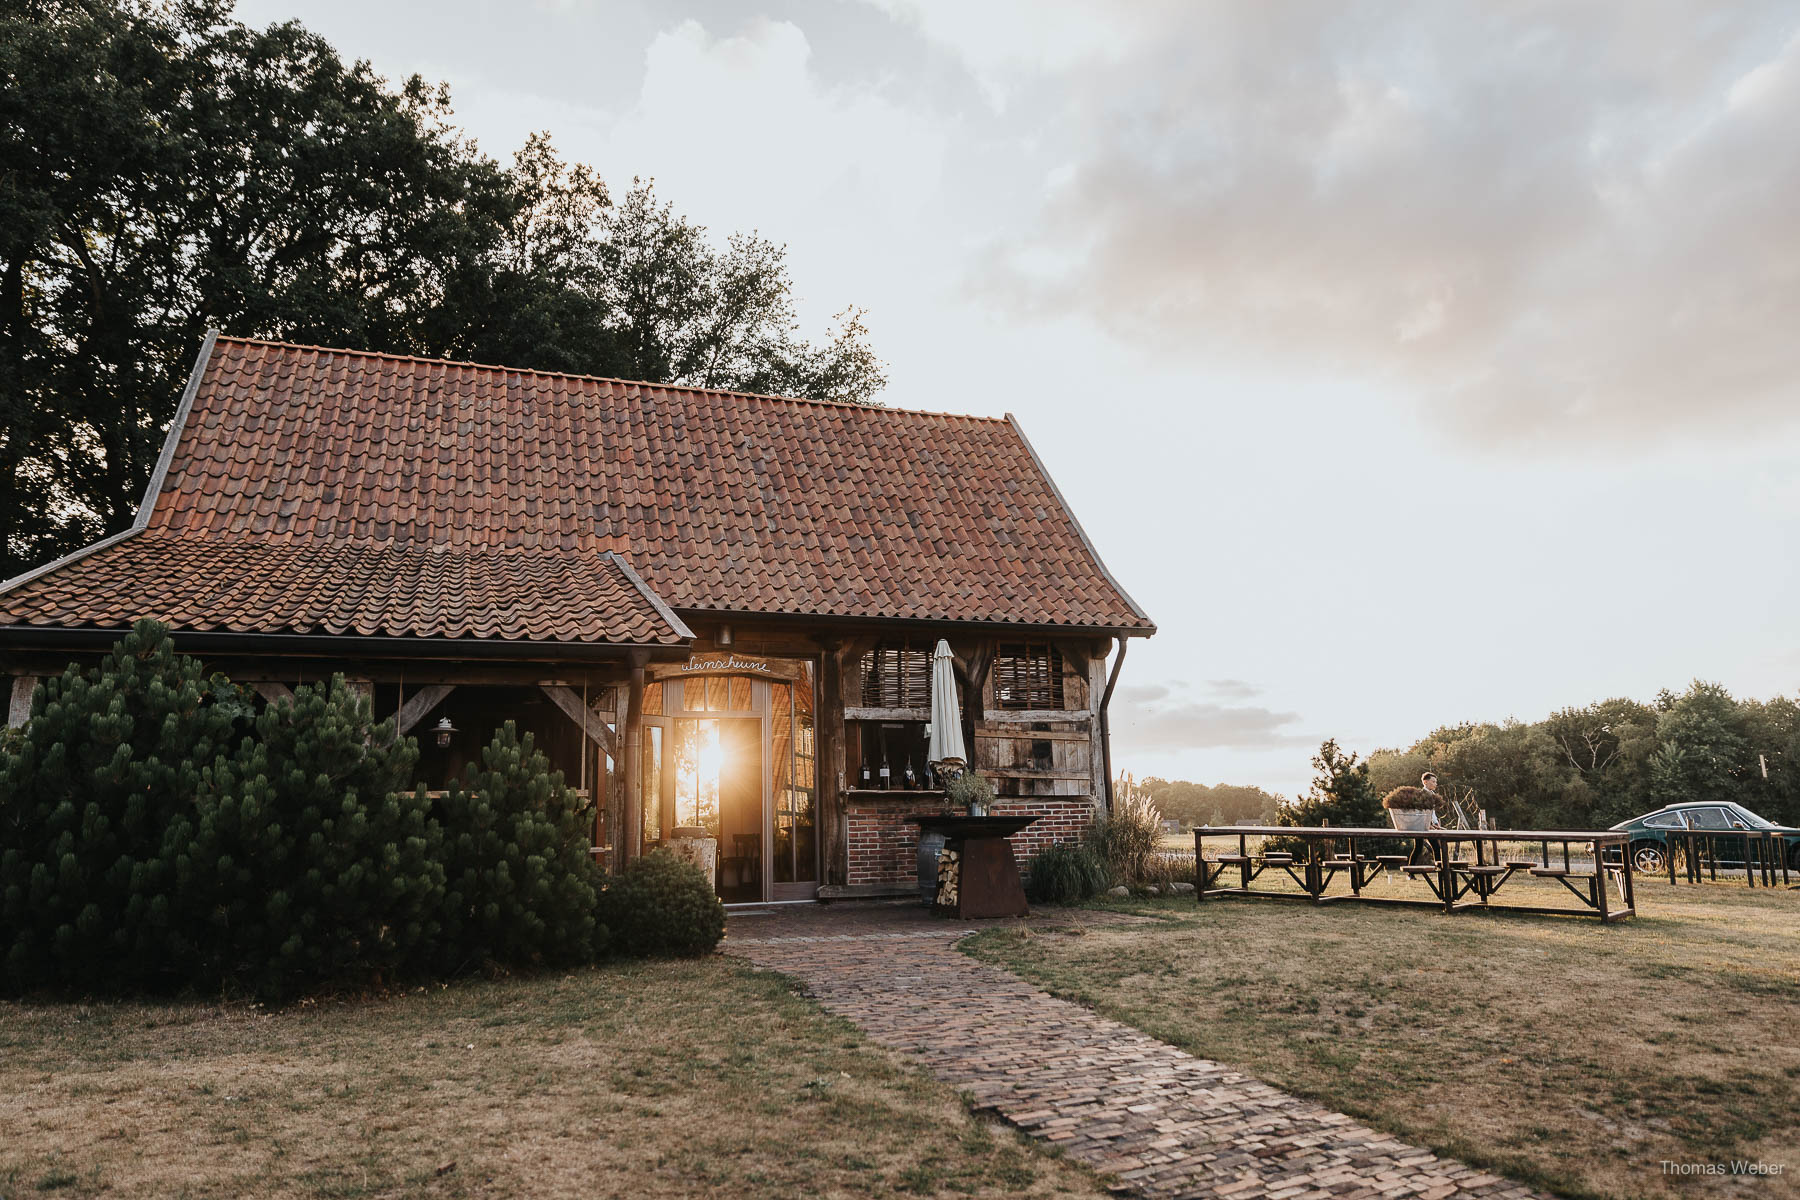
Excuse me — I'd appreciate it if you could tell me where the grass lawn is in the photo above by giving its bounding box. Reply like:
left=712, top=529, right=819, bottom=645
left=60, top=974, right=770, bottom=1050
left=0, top=958, right=1104, bottom=1200
left=965, top=878, right=1800, bottom=1200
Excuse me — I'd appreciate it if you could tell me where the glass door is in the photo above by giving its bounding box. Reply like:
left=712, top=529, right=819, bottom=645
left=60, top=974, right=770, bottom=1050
left=649, top=661, right=820, bottom=903
left=769, top=677, right=818, bottom=899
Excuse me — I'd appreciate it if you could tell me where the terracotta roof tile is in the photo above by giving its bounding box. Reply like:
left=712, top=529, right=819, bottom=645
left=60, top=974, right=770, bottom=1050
left=0, top=336, right=1152, bottom=642
left=0, top=537, right=686, bottom=644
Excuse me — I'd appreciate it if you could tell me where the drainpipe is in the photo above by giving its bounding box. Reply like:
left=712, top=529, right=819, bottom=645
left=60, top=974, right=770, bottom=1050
left=1099, top=639, right=1129, bottom=812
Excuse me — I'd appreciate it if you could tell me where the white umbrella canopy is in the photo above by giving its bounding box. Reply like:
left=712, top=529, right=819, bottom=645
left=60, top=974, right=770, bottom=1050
left=927, top=639, right=967, bottom=769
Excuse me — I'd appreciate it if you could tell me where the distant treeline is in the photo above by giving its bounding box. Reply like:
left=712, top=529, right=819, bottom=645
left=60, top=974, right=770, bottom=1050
left=1118, top=775, right=1281, bottom=830
left=1364, top=680, right=1800, bottom=829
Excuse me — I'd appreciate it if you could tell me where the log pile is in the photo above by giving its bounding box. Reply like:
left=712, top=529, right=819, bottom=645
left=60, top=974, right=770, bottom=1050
left=934, top=846, right=962, bottom=911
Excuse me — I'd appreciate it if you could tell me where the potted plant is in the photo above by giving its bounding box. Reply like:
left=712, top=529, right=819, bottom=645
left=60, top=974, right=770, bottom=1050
left=946, top=771, right=996, bottom=817
left=1382, top=786, right=1439, bottom=831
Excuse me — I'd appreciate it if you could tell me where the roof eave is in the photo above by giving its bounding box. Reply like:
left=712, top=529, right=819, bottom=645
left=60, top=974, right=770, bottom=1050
left=0, top=624, right=694, bottom=663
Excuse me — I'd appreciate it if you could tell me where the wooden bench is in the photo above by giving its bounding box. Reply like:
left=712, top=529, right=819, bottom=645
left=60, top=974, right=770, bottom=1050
left=1529, top=866, right=1596, bottom=879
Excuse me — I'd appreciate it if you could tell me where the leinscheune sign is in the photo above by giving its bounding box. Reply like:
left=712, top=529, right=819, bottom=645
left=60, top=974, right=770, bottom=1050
left=681, top=654, right=774, bottom=675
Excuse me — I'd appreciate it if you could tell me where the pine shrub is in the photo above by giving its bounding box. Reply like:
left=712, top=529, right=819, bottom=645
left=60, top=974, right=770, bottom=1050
left=599, top=849, right=726, bottom=957
left=188, top=679, right=446, bottom=999
left=435, top=722, right=605, bottom=972
left=1023, top=841, right=1109, bottom=904
left=0, top=620, right=245, bottom=993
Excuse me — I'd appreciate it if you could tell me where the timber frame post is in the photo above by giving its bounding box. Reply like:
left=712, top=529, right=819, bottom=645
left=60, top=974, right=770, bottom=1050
left=622, top=652, right=648, bottom=866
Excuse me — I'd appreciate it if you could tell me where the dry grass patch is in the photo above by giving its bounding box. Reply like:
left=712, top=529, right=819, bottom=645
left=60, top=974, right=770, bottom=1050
left=966, top=881, right=1800, bottom=1200
left=0, top=958, right=1104, bottom=1200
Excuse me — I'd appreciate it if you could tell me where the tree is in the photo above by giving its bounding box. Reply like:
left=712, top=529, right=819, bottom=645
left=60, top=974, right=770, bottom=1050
left=2, top=2, right=885, bottom=578
left=1279, top=740, right=1382, bottom=829
left=189, top=678, right=446, bottom=999
left=1649, top=681, right=1750, bottom=809
left=1, top=0, right=507, bottom=576
left=1128, top=775, right=1279, bottom=828
left=0, top=619, right=246, bottom=991
left=435, top=722, right=605, bottom=973
left=595, top=178, right=885, bottom=403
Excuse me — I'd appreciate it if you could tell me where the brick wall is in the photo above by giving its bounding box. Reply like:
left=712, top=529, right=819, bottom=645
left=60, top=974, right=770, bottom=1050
left=845, top=797, right=1096, bottom=886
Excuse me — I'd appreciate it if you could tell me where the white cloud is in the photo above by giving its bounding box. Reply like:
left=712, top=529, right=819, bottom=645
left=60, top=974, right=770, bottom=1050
left=976, top=3, right=1800, bottom=448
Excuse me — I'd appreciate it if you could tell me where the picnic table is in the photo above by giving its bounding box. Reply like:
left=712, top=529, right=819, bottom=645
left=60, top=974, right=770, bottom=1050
left=1193, top=826, right=1635, bottom=922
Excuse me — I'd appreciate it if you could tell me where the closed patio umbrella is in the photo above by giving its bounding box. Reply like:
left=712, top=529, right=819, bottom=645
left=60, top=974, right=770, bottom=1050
left=927, top=639, right=966, bottom=772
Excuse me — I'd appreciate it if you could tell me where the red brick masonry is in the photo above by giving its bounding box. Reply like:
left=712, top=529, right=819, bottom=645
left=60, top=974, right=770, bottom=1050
left=846, top=797, right=1094, bottom=887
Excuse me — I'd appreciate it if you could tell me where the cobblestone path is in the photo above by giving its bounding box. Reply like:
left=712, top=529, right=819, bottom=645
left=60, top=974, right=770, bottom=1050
left=724, top=903, right=1547, bottom=1200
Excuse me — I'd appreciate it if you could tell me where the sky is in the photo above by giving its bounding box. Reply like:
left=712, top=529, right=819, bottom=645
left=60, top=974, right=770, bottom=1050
left=237, top=0, right=1800, bottom=798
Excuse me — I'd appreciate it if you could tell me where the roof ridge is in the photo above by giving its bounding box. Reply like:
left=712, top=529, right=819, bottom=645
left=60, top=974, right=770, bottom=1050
left=213, top=334, right=1010, bottom=425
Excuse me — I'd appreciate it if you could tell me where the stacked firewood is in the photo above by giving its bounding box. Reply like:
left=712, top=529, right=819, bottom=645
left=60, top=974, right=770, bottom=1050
left=935, top=846, right=962, bottom=910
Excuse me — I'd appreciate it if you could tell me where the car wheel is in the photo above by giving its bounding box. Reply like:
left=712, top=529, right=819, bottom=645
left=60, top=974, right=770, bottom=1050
left=1631, top=841, right=1668, bottom=875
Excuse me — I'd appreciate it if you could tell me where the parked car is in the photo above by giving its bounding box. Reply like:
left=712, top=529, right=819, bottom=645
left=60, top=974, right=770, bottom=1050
left=1611, top=802, right=1800, bottom=874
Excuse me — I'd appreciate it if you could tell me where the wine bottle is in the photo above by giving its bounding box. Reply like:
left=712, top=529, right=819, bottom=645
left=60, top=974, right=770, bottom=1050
left=861, top=761, right=871, bottom=786
left=904, top=758, right=917, bottom=789
left=879, top=755, right=891, bottom=788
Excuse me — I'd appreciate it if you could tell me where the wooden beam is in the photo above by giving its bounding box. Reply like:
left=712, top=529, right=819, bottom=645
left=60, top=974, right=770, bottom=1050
left=820, top=643, right=848, bottom=887
left=395, top=684, right=456, bottom=736
left=980, top=709, right=1094, bottom=724
left=538, top=684, right=617, bottom=756
left=1088, top=645, right=1110, bottom=810
left=622, top=654, right=648, bottom=865
left=843, top=706, right=930, bottom=722
left=251, top=681, right=295, bottom=706
left=8, top=675, right=40, bottom=729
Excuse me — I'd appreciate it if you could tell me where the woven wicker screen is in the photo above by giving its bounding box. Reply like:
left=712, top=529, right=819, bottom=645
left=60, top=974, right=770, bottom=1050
left=993, top=642, right=1065, bottom=710
left=859, top=642, right=933, bottom=708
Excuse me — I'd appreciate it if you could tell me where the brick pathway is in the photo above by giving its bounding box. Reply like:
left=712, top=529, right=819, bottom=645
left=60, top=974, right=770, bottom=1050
left=725, top=903, right=1547, bottom=1200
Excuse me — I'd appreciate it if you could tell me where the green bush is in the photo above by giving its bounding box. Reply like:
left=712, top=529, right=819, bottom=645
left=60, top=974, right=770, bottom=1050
left=436, top=722, right=605, bottom=972
left=1023, top=841, right=1108, bottom=904
left=188, top=678, right=446, bottom=1000
left=0, top=620, right=245, bottom=993
left=599, top=849, right=725, bottom=957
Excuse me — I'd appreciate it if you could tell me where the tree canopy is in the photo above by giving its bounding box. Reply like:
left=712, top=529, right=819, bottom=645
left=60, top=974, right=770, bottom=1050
left=1, top=0, right=884, bottom=578
left=1364, top=680, right=1800, bottom=829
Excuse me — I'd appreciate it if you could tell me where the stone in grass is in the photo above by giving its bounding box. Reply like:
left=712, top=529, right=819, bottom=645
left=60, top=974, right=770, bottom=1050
left=1107, top=885, right=1130, bottom=898
left=1168, top=881, right=1196, bottom=895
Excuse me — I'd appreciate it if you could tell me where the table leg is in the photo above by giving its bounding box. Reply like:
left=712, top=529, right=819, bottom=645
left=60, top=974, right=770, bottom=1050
left=1622, top=840, right=1637, bottom=915
left=1193, top=830, right=1205, bottom=902
left=1595, top=839, right=1610, bottom=921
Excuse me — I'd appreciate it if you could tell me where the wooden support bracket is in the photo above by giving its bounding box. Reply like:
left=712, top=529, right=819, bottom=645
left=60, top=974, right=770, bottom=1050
left=395, top=684, right=456, bottom=736
left=539, top=684, right=618, bottom=756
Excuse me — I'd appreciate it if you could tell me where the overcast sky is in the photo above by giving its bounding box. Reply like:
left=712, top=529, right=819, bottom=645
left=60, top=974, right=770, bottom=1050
left=239, top=0, right=1800, bottom=797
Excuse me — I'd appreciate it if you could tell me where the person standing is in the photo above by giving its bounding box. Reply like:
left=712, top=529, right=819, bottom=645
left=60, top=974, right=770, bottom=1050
left=1408, top=772, right=1446, bottom=865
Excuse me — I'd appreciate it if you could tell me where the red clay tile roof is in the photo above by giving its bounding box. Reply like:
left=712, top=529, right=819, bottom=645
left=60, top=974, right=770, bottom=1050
left=0, top=538, right=687, bottom=643
left=0, top=336, right=1152, bottom=643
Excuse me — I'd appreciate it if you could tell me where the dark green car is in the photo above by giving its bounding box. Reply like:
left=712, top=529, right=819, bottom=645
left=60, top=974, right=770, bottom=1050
left=1611, top=802, right=1800, bottom=875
